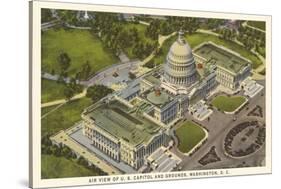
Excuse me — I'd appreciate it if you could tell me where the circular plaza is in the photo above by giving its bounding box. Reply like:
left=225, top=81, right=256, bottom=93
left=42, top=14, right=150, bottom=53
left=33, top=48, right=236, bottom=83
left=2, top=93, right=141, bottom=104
left=224, top=119, right=265, bottom=158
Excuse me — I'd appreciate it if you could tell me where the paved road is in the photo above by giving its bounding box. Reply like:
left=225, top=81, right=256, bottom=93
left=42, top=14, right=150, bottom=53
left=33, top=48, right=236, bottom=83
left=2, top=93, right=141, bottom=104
left=82, top=60, right=140, bottom=87
left=41, top=20, right=60, bottom=31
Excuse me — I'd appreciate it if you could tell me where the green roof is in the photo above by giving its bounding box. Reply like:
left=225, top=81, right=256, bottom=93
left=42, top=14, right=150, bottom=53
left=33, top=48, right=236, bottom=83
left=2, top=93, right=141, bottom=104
left=194, top=43, right=250, bottom=74
left=146, top=90, right=171, bottom=107
left=144, top=73, right=161, bottom=86
left=86, top=100, right=161, bottom=146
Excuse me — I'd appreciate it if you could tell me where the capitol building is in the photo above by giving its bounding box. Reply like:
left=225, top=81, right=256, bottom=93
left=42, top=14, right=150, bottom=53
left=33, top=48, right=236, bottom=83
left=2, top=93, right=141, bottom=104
left=81, top=30, right=252, bottom=170
left=164, top=30, right=197, bottom=87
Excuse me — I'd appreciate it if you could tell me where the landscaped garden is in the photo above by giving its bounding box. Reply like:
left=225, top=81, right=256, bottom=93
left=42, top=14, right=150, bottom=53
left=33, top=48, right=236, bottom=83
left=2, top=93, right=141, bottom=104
left=41, top=28, right=118, bottom=77
left=211, top=95, right=246, bottom=112
left=175, top=121, right=206, bottom=153
left=224, top=120, right=265, bottom=158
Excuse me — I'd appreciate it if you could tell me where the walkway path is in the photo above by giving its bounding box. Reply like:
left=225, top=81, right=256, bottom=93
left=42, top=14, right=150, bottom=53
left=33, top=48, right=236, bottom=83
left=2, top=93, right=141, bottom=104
left=65, top=23, right=91, bottom=30
left=139, top=20, right=150, bottom=26
left=41, top=103, right=65, bottom=119
left=41, top=88, right=87, bottom=108
left=41, top=20, right=60, bottom=31
left=197, top=29, right=219, bottom=37
left=42, top=72, right=71, bottom=84
left=242, top=21, right=265, bottom=33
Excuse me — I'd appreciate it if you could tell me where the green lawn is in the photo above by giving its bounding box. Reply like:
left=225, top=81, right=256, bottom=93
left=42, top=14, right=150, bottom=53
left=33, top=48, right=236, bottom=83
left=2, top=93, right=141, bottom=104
left=41, top=97, right=92, bottom=136
left=41, top=155, right=98, bottom=179
left=41, top=79, right=68, bottom=103
left=247, top=21, right=266, bottom=31
left=42, top=28, right=118, bottom=76
left=211, top=95, right=246, bottom=112
left=149, top=32, right=262, bottom=69
left=175, top=121, right=206, bottom=153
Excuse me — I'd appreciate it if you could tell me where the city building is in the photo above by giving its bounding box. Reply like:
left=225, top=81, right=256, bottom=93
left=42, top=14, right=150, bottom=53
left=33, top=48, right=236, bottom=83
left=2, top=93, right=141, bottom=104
left=82, top=96, right=170, bottom=170
left=81, top=30, right=252, bottom=170
left=193, top=42, right=251, bottom=90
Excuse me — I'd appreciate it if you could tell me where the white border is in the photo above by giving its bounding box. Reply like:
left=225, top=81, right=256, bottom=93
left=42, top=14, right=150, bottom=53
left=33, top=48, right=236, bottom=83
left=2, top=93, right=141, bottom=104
left=30, top=0, right=272, bottom=188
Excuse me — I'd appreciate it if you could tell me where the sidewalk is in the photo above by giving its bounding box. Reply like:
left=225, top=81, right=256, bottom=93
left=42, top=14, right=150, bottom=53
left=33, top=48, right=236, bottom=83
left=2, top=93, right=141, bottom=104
left=41, top=88, right=87, bottom=108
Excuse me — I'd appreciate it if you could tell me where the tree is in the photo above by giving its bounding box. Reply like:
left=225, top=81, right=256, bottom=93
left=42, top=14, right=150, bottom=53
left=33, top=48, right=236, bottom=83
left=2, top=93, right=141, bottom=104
left=206, top=18, right=225, bottom=30
left=57, top=52, right=71, bottom=72
left=76, top=61, right=92, bottom=81
left=129, top=27, right=139, bottom=44
left=41, top=134, right=52, bottom=146
left=57, top=10, right=78, bottom=25
left=64, top=87, right=75, bottom=101
left=160, top=22, right=172, bottom=35
left=128, top=72, right=136, bottom=80
left=68, top=77, right=83, bottom=94
left=62, top=146, right=72, bottom=159
left=51, top=69, right=55, bottom=75
left=86, top=85, right=113, bottom=103
left=145, top=20, right=161, bottom=40
left=117, top=30, right=130, bottom=49
left=77, top=156, right=88, bottom=167
left=144, top=59, right=155, bottom=68
left=183, top=17, right=199, bottom=35
left=51, top=145, right=62, bottom=157
left=41, top=9, right=54, bottom=23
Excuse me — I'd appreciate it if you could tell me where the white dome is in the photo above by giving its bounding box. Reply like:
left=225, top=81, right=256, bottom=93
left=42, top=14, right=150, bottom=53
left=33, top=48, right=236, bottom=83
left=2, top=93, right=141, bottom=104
left=164, top=30, right=197, bottom=87
left=169, top=39, right=193, bottom=61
